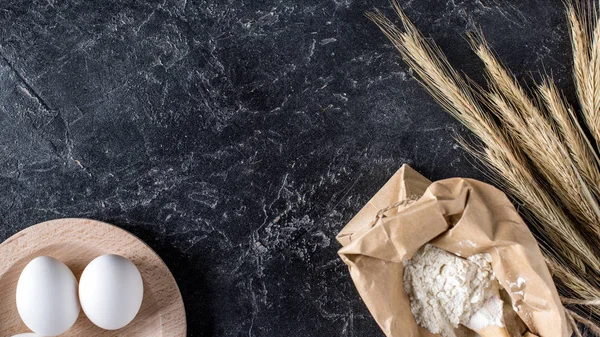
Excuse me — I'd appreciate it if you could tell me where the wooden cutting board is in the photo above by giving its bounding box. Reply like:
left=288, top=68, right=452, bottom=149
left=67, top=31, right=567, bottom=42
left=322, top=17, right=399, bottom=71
left=0, top=218, right=186, bottom=336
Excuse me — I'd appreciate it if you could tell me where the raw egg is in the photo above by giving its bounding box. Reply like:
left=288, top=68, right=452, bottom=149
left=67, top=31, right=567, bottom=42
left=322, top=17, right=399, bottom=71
left=16, top=256, right=80, bottom=336
left=79, top=254, right=144, bottom=330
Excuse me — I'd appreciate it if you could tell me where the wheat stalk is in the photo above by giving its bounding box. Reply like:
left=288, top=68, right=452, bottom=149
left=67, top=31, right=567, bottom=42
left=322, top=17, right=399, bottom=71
left=468, top=33, right=600, bottom=237
left=368, top=0, right=600, bottom=325
left=366, top=4, right=598, bottom=273
left=569, top=4, right=591, bottom=120
left=588, top=10, right=600, bottom=146
left=539, top=78, right=600, bottom=196
left=569, top=2, right=600, bottom=153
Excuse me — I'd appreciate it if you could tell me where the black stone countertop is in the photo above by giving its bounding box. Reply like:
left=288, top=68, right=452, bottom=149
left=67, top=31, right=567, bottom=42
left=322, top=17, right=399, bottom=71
left=0, top=1, right=573, bottom=336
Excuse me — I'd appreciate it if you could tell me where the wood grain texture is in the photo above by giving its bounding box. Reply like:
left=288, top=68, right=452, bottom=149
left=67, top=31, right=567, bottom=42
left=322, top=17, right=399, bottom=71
left=0, top=218, right=186, bottom=336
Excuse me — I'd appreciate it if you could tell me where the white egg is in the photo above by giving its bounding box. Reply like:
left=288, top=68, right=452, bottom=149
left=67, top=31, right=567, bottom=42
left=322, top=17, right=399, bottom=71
left=16, top=256, right=80, bottom=336
left=79, top=254, right=144, bottom=330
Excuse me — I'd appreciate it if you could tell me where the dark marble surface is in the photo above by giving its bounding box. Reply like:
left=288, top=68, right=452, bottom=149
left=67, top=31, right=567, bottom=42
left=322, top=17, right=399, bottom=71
left=0, top=0, right=572, bottom=336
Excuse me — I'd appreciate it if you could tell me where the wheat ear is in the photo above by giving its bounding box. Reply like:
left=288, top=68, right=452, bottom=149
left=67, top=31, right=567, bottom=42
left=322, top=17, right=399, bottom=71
left=468, top=32, right=600, bottom=238
left=568, top=4, right=591, bottom=120
left=569, top=2, right=600, bottom=153
left=538, top=78, right=600, bottom=197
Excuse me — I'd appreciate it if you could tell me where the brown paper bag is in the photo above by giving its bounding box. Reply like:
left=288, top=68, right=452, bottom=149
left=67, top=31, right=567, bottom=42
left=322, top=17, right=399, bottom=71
left=337, top=165, right=570, bottom=337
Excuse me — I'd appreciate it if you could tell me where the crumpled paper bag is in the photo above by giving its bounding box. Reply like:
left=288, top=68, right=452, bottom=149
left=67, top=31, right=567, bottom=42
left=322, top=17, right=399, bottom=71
left=337, top=165, right=570, bottom=337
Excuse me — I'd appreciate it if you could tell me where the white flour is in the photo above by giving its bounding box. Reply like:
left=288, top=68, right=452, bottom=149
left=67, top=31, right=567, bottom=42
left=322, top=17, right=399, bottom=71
left=403, top=244, right=497, bottom=337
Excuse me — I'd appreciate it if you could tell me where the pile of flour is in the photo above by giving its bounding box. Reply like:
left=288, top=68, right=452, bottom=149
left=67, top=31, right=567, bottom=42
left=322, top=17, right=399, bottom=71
left=403, top=244, right=497, bottom=337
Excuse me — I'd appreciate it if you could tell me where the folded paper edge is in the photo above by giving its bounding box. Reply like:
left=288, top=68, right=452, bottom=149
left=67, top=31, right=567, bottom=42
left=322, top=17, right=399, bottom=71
left=336, top=164, right=432, bottom=247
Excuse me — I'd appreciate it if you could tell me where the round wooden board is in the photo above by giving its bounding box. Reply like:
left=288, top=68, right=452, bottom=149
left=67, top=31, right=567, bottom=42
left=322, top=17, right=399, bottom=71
left=0, top=218, right=186, bottom=336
